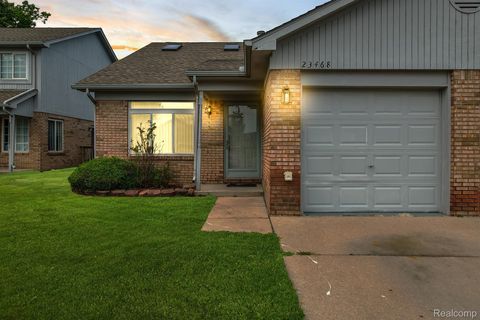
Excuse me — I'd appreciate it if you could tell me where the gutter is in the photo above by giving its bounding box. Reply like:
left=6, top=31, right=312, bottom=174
left=192, top=76, right=202, bottom=190
left=72, top=83, right=195, bottom=91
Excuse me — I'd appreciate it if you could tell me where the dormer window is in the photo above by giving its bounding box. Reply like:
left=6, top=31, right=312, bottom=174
left=0, top=53, right=27, bottom=80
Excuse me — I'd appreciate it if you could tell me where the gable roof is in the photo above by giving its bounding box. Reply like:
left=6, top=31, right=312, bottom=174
left=0, top=90, right=26, bottom=104
left=248, top=0, right=359, bottom=50
left=74, top=42, right=245, bottom=90
left=0, top=28, right=117, bottom=61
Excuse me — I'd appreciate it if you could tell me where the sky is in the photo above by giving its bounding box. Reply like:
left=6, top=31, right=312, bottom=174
left=17, top=0, right=326, bottom=58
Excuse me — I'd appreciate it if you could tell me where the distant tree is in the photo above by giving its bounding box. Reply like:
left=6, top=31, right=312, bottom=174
left=0, top=0, right=51, bottom=28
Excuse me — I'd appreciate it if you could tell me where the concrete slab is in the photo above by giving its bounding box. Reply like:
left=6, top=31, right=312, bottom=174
left=285, top=255, right=480, bottom=320
left=202, top=197, right=272, bottom=234
left=272, top=216, right=480, bottom=319
left=272, top=216, right=480, bottom=257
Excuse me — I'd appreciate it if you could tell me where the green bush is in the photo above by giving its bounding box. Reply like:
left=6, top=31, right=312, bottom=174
left=68, top=157, right=139, bottom=193
left=152, top=162, right=173, bottom=188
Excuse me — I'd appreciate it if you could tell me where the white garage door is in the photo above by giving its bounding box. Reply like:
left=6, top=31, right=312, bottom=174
left=302, top=88, right=443, bottom=213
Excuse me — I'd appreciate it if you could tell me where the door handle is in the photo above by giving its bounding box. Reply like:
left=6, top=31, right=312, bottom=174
left=368, top=165, right=375, bottom=169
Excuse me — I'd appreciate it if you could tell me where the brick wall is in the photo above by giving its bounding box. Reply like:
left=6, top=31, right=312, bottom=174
left=262, top=70, right=302, bottom=215
left=1, top=112, right=92, bottom=170
left=200, top=97, right=224, bottom=184
left=450, top=70, right=480, bottom=216
left=95, top=100, right=194, bottom=185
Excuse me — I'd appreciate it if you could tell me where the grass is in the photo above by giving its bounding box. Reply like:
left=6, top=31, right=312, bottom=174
left=0, top=169, right=303, bottom=320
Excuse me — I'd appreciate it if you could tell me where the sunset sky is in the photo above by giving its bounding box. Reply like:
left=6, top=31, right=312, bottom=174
left=18, top=0, right=326, bottom=58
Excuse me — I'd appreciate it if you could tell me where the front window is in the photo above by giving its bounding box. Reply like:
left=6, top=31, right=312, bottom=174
left=48, top=120, right=64, bottom=152
left=129, top=102, right=194, bottom=154
left=2, top=117, right=29, bottom=152
left=0, top=53, right=27, bottom=80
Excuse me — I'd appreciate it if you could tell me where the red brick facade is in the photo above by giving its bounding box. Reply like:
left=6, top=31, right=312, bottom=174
left=95, top=101, right=194, bottom=185
left=450, top=70, right=480, bottom=216
left=0, top=112, right=93, bottom=171
left=262, top=70, right=302, bottom=215
left=200, top=97, right=224, bottom=184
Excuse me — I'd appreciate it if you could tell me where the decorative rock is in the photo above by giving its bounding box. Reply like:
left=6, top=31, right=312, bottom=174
left=96, top=190, right=110, bottom=196
left=161, top=188, right=176, bottom=196
left=183, top=183, right=196, bottom=190
left=125, top=189, right=140, bottom=197
left=187, top=188, right=195, bottom=196
left=138, top=189, right=149, bottom=197
left=175, top=188, right=187, bottom=195
left=111, top=190, right=126, bottom=196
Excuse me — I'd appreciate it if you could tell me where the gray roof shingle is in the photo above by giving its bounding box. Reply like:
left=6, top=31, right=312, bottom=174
left=0, top=28, right=97, bottom=44
left=76, top=42, right=244, bottom=86
left=0, top=90, right=27, bottom=103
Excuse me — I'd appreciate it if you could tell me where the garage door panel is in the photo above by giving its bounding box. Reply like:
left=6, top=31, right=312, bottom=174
left=408, top=125, right=438, bottom=145
left=339, top=187, right=369, bottom=207
left=302, top=87, right=442, bottom=213
left=306, top=126, right=334, bottom=145
left=307, top=156, right=335, bottom=175
left=339, top=126, right=368, bottom=145
left=373, top=187, right=403, bottom=208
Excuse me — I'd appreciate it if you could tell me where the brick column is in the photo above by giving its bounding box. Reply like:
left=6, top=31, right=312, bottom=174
left=200, top=97, right=224, bottom=184
left=263, top=70, right=302, bottom=215
left=450, top=70, right=480, bottom=216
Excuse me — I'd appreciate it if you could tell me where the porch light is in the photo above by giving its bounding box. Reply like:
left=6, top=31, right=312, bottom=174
left=282, top=87, right=291, bottom=104
left=205, top=105, right=212, bottom=116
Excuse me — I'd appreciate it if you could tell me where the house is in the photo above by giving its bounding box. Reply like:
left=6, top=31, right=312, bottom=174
left=74, top=0, right=480, bottom=216
left=0, top=28, right=116, bottom=172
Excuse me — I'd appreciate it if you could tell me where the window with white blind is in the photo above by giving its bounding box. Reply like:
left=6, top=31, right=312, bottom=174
left=129, top=102, right=194, bottom=155
left=2, top=117, right=29, bottom=152
left=48, top=120, right=64, bottom=152
left=0, top=53, right=27, bottom=80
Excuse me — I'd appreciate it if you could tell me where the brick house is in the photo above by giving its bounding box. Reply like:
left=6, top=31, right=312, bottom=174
left=0, top=28, right=116, bottom=171
left=75, top=0, right=480, bottom=216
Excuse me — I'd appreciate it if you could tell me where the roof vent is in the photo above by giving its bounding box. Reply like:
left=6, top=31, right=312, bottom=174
left=257, top=30, right=266, bottom=36
left=224, top=43, right=240, bottom=51
left=162, top=43, right=182, bottom=51
left=450, top=0, right=480, bottom=13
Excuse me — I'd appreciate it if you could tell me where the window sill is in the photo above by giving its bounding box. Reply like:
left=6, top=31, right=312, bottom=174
left=129, top=154, right=194, bottom=161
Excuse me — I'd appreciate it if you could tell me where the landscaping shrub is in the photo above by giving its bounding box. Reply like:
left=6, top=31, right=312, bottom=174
left=68, top=157, right=138, bottom=193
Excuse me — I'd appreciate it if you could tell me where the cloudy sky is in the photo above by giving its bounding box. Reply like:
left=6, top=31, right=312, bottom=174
left=18, top=0, right=326, bottom=58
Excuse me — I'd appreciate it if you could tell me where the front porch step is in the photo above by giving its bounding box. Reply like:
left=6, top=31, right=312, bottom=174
left=196, top=184, right=264, bottom=197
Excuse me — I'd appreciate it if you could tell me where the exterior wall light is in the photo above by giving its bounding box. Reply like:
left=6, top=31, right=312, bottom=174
left=282, top=87, right=291, bottom=104
left=205, top=105, right=212, bottom=116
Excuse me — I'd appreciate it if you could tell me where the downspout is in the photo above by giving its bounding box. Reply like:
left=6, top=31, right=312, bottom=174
left=86, top=88, right=96, bottom=158
left=2, top=105, right=15, bottom=172
left=193, top=76, right=203, bottom=190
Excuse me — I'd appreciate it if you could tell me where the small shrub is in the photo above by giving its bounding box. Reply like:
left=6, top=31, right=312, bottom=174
left=69, top=157, right=138, bottom=193
left=130, top=120, right=173, bottom=188
left=152, top=163, right=173, bottom=188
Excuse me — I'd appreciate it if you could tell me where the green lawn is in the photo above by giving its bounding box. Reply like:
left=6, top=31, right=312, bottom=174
left=0, top=169, right=303, bottom=320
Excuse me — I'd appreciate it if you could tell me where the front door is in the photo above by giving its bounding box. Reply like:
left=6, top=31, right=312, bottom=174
left=225, top=104, right=260, bottom=179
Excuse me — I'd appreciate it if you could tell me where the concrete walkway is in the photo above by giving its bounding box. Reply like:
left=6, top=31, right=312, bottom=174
left=272, top=216, right=480, bottom=320
left=201, top=197, right=272, bottom=234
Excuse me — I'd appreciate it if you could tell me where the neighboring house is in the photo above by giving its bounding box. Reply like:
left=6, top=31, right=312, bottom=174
left=0, top=28, right=116, bottom=171
left=75, top=0, right=480, bottom=217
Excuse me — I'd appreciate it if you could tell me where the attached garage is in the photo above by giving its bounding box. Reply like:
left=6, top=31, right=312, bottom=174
left=301, top=73, right=450, bottom=214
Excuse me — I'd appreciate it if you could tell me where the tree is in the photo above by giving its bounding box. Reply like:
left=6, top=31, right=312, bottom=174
left=0, top=0, right=51, bottom=28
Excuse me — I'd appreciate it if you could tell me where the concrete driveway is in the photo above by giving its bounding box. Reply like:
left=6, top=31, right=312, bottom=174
left=271, top=216, right=480, bottom=320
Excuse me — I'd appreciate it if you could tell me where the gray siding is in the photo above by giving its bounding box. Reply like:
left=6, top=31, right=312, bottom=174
left=270, top=0, right=480, bottom=70
left=38, top=33, right=113, bottom=120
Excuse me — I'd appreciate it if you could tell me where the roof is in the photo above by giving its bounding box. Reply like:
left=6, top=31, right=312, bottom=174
left=0, top=90, right=27, bottom=104
left=74, top=42, right=244, bottom=89
left=249, top=0, right=359, bottom=50
left=0, top=27, right=97, bottom=44
left=0, top=28, right=117, bottom=61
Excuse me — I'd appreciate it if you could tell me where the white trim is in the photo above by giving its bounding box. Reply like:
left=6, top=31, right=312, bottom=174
left=47, top=119, right=64, bottom=153
left=0, top=51, right=30, bottom=81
